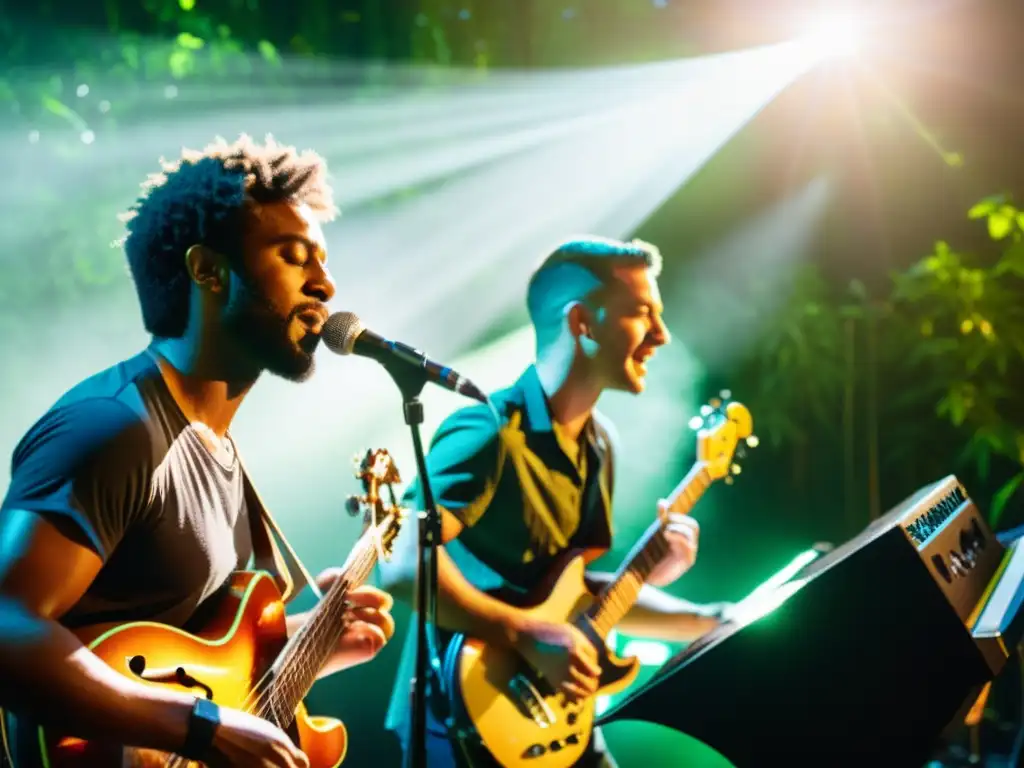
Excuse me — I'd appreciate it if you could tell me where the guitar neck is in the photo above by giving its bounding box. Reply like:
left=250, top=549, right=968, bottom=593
left=586, top=462, right=713, bottom=637
left=258, top=522, right=385, bottom=726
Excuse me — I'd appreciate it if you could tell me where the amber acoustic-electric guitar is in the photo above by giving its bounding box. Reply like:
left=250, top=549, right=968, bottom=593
left=1, top=448, right=407, bottom=768
left=445, top=396, right=754, bottom=767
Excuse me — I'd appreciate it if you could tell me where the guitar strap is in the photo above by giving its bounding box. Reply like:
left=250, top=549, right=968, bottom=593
left=238, top=453, right=319, bottom=603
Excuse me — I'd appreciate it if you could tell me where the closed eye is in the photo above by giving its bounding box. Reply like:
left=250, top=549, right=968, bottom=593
left=280, top=242, right=310, bottom=265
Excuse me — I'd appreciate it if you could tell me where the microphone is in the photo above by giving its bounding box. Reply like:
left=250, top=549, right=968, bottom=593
left=321, top=311, right=488, bottom=404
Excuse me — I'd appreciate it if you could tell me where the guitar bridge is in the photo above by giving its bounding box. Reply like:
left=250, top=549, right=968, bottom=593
left=509, top=674, right=556, bottom=728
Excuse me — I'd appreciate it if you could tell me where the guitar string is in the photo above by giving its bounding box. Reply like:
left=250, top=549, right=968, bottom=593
left=244, top=544, right=378, bottom=720
left=255, top=547, right=379, bottom=718
left=235, top=502, right=391, bottom=718
left=161, top=527, right=384, bottom=768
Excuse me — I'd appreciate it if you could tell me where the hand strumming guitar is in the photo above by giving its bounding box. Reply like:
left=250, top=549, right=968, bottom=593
left=516, top=619, right=603, bottom=701
left=205, top=706, right=310, bottom=768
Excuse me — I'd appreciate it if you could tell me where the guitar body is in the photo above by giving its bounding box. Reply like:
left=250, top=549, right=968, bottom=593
left=1, top=571, right=348, bottom=768
left=448, top=553, right=640, bottom=767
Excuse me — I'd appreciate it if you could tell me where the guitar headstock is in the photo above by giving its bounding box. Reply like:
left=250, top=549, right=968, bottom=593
left=346, top=448, right=408, bottom=560
left=688, top=390, right=757, bottom=483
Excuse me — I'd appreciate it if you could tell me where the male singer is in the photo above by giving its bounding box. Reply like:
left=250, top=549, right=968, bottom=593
left=0, top=135, right=393, bottom=768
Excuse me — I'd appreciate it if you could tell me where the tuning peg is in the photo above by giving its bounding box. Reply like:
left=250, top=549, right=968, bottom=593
left=731, top=463, right=742, bottom=475
left=719, top=389, right=732, bottom=401
left=344, top=496, right=362, bottom=517
left=688, top=415, right=704, bottom=431
left=700, top=404, right=713, bottom=417
left=724, top=476, right=734, bottom=485
left=746, top=435, right=759, bottom=449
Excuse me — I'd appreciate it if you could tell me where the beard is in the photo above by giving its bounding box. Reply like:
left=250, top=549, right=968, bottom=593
left=222, top=276, right=318, bottom=383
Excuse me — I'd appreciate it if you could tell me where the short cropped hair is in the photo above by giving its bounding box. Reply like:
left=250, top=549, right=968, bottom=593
left=120, top=134, right=337, bottom=338
left=526, top=235, right=662, bottom=339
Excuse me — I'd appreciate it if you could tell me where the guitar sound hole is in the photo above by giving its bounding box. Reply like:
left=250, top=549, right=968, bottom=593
left=128, top=655, right=215, bottom=700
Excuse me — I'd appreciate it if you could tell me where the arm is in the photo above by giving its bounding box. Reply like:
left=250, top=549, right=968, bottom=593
left=584, top=570, right=722, bottom=642
left=0, top=509, right=194, bottom=750
left=0, top=401, right=196, bottom=750
left=381, top=503, right=535, bottom=647
left=378, top=406, right=535, bottom=647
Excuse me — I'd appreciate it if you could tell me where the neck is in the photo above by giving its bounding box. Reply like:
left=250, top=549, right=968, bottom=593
left=536, top=353, right=602, bottom=442
left=150, top=334, right=259, bottom=437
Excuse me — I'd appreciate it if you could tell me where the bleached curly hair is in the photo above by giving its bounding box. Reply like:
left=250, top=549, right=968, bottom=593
left=121, top=134, right=337, bottom=338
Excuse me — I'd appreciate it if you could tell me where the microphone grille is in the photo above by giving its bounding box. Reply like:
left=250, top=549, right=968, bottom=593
left=321, top=311, right=365, bottom=355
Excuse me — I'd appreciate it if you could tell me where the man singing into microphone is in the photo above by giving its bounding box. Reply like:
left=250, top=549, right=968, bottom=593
left=0, top=135, right=394, bottom=768
left=380, top=236, right=729, bottom=767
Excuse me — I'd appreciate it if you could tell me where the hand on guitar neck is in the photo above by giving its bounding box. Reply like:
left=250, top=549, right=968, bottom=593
left=644, top=500, right=700, bottom=588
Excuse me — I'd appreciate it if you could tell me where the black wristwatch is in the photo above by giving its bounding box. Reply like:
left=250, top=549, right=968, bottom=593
left=181, top=697, right=221, bottom=761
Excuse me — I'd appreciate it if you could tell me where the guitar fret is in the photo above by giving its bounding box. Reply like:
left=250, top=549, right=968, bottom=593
left=587, top=464, right=713, bottom=635
left=266, top=530, right=382, bottom=718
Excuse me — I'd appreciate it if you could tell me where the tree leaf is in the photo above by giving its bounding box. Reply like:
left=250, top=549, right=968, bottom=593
left=990, top=472, right=1024, bottom=528
left=176, top=33, right=204, bottom=50
left=989, top=212, right=1015, bottom=240
left=968, top=201, right=997, bottom=219
left=968, top=194, right=1007, bottom=219
left=168, top=49, right=192, bottom=79
left=995, top=240, right=1024, bottom=277
left=257, top=40, right=280, bottom=65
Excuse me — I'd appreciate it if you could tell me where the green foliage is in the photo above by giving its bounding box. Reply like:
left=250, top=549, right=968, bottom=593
left=741, top=194, right=1024, bottom=527
left=888, top=195, right=1024, bottom=525
left=740, top=267, right=851, bottom=450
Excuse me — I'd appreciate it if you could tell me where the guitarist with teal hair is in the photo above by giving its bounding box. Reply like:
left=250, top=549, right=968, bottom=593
left=381, top=236, right=733, bottom=767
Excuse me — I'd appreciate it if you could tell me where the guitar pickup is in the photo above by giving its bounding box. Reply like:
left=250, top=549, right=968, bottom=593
left=509, top=674, right=556, bottom=727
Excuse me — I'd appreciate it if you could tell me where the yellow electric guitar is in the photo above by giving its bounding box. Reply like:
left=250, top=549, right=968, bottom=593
left=446, top=396, right=754, bottom=767
left=1, top=448, right=407, bottom=768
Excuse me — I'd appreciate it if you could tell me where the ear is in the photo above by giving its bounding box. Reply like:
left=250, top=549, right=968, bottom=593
left=567, top=303, right=600, bottom=355
left=184, top=245, right=228, bottom=294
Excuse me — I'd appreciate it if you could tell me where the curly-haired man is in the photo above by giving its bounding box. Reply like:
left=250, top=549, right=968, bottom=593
left=0, top=135, right=393, bottom=768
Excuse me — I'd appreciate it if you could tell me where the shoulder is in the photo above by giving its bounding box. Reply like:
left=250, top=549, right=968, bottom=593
left=49, top=350, right=160, bottom=412
left=431, top=403, right=503, bottom=454
left=11, top=397, right=153, bottom=477
left=10, top=353, right=161, bottom=474
left=433, top=377, right=535, bottom=443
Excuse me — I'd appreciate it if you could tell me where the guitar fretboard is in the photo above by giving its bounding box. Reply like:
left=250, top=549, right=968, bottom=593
left=254, top=520, right=388, bottom=728
left=586, top=463, right=713, bottom=636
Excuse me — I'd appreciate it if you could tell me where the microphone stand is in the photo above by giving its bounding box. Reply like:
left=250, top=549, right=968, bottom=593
left=381, top=364, right=444, bottom=768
